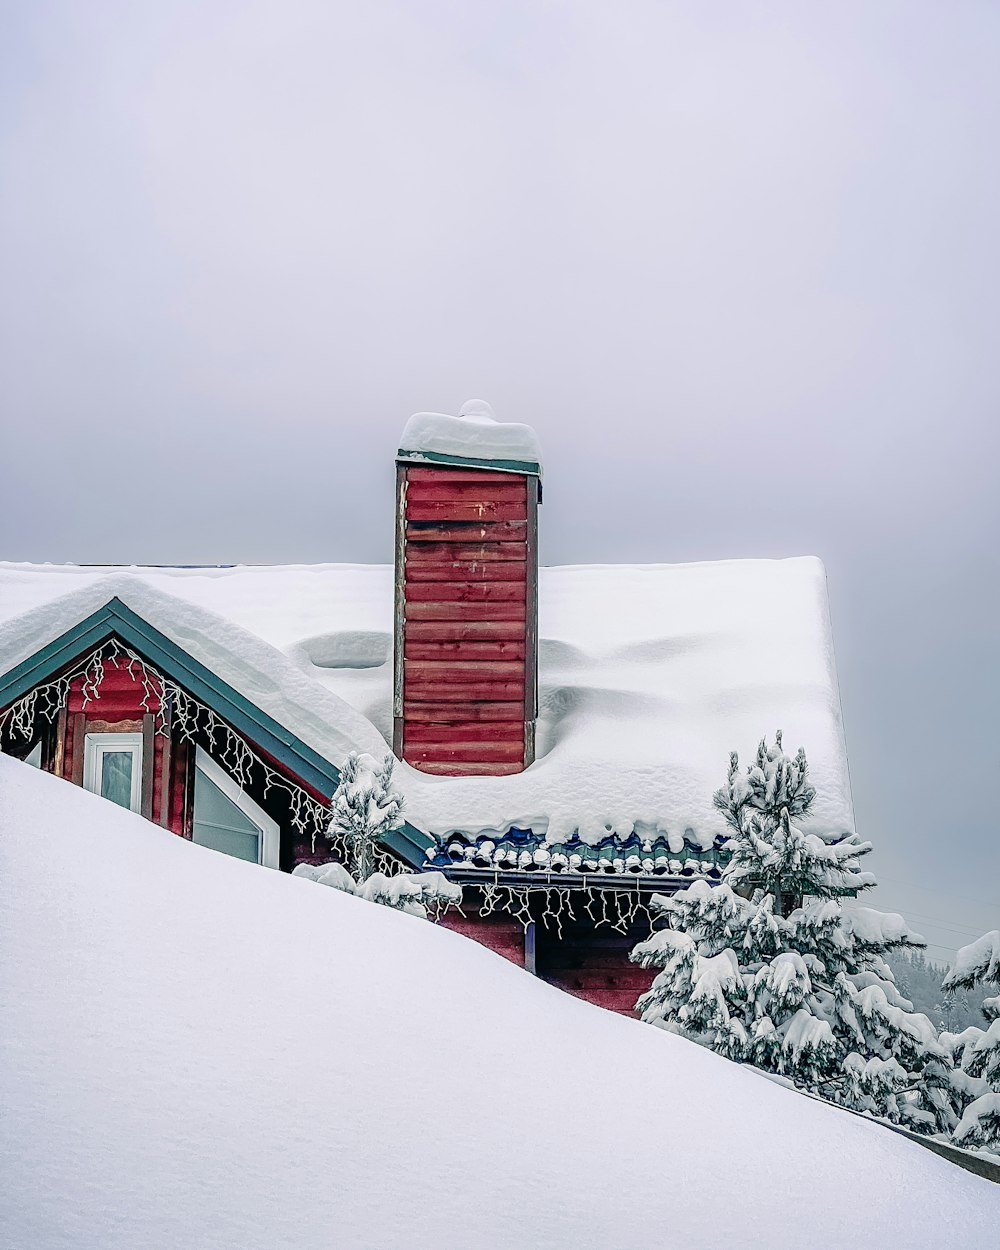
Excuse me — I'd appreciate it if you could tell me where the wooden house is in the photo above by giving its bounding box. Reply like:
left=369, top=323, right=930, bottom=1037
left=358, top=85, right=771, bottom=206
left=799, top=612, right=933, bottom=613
left=0, top=403, right=855, bottom=1016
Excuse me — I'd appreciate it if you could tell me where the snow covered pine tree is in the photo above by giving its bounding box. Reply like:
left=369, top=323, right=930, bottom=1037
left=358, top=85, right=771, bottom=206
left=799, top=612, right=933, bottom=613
left=293, top=751, right=461, bottom=919
left=941, top=931, right=1000, bottom=1151
left=631, top=733, right=961, bottom=1130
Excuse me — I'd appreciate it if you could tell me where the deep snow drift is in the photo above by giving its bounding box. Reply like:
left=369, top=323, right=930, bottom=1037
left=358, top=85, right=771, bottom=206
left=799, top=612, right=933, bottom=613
left=1, top=759, right=995, bottom=1250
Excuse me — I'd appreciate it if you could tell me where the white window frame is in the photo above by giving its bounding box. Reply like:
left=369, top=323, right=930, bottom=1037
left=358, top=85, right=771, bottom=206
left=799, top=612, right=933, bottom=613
left=193, top=746, right=280, bottom=870
left=83, top=732, right=144, bottom=814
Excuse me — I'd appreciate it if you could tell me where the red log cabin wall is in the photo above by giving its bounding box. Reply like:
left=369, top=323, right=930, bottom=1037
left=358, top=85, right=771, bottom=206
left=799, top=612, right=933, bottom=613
left=393, top=463, right=539, bottom=775
left=438, top=888, right=655, bottom=1017
left=438, top=896, right=527, bottom=966
left=58, top=660, right=189, bottom=834
left=535, top=914, right=655, bottom=1016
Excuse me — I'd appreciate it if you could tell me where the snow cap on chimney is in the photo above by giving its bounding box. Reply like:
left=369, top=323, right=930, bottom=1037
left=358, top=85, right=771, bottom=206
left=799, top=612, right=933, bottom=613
left=398, top=400, right=543, bottom=475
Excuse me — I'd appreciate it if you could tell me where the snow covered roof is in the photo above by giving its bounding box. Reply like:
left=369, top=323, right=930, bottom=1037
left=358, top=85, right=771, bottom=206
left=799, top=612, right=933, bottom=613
left=398, top=399, right=543, bottom=474
left=430, top=827, right=727, bottom=882
left=0, top=557, right=855, bottom=850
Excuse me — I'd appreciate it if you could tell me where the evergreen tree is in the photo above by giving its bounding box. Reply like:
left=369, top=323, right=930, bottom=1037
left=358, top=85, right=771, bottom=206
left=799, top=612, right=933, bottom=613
left=888, top=951, right=983, bottom=1033
left=328, top=751, right=405, bottom=881
left=293, top=751, right=462, bottom=919
left=941, top=932, right=1000, bottom=1151
left=632, top=733, right=959, bottom=1130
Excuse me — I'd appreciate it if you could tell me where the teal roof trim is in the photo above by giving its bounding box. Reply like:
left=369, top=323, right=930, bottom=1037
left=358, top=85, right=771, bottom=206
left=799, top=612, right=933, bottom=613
left=0, top=598, right=430, bottom=867
left=397, top=447, right=542, bottom=478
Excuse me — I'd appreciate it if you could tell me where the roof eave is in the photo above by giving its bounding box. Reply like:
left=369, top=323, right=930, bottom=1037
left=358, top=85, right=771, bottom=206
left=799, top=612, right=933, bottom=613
left=0, top=597, right=432, bottom=869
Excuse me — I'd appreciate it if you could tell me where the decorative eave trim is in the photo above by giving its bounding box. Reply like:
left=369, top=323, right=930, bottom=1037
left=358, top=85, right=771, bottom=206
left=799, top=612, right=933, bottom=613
left=397, top=447, right=543, bottom=492
left=0, top=597, right=431, bottom=867
left=434, top=865, right=722, bottom=892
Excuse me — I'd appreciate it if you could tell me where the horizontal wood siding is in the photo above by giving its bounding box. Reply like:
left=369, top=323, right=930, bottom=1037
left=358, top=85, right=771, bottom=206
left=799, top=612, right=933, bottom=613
left=438, top=901, right=527, bottom=966
left=396, top=463, right=538, bottom=775
left=535, top=917, right=655, bottom=1016
left=67, top=661, right=162, bottom=716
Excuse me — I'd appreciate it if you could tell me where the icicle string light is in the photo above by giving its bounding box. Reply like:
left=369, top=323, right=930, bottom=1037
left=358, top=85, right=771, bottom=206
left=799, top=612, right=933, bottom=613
left=3, top=643, right=653, bottom=918
left=0, top=641, right=403, bottom=868
left=479, top=875, right=652, bottom=937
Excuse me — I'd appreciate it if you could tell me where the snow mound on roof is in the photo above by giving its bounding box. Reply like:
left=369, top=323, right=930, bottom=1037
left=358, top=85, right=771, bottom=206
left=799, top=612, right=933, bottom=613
left=0, top=560, right=854, bottom=847
left=1, top=756, right=996, bottom=1250
left=399, top=399, right=543, bottom=469
left=0, top=574, right=390, bottom=766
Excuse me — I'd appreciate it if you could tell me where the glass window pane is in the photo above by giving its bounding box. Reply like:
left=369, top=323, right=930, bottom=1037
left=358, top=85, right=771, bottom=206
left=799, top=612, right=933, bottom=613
left=100, top=751, right=134, bottom=809
left=192, top=766, right=261, bottom=864
left=194, top=822, right=260, bottom=862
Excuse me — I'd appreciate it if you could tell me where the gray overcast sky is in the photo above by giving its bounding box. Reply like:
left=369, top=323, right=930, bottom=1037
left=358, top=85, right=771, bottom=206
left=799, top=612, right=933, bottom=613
left=2, top=1, right=998, bottom=960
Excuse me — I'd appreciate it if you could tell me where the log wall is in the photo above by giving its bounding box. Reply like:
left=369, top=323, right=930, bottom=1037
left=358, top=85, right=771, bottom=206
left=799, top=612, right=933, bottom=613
left=535, top=914, right=654, bottom=1016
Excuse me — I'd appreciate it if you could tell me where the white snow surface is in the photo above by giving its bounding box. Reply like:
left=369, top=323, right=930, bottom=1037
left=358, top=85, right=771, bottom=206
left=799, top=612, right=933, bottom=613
left=947, top=931, right=1000, bottom=990
left=0, top=558, right=854, bottom=848
left=848, top=907, right=925, bottom=948
left=399, top=398, right=544, bottom=468
left=1, top=756, right=996, bottom=1250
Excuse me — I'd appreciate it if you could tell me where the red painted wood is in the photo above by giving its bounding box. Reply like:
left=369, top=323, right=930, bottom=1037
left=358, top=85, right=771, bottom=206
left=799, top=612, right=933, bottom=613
left=404, top=641, right=526, bottom=661
left=439, top=893, right=656, bottom=1015
left=169, top=738, right=189, bottom=836
left=415, top=760, right=525, bottom=775
left=404, top=681, right=525, bottom=702
left=404, top=581, right=526, bottom=602
left=152, top=732, right=165, bottom=824
left=404, top=601, right=527, bottom=622
left=535, top=920, right=655, bottom=1017
left=406, top=561, right=528, bottom=582
left=403, top=721, right=525, bottom=742
left=399, top=463, right=536, bottom=775
left=67, top=662, right=162, bottom=714
left=406, top=502, right=527, bottom=523
left=405, top=482, right=526, bottom=503
left=405, top=660, right=526, bottom=681
left=403, top=701, right=524, bottom=722
left=438, top=906, right=526, bottom=964
left=407, top=467, right=525, bottom=484
left=405, top=541, right=527, bottom=563
left=406, top=742, right=524, bottom=764
left=405, top=621, right=527, bottom=642
left=405, top=520, right=527, bottom=542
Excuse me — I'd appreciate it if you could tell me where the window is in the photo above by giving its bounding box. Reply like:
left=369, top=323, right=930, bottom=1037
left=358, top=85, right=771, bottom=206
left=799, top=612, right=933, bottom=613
left=83, top=733, right=143, bottom=813
left=192, top=747, right=279, bottom=869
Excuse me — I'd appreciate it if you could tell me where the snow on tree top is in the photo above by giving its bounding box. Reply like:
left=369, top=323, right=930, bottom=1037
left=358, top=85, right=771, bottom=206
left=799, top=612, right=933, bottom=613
left=398, top=399, right=543, bottom=471
left=0, top=557, right=854, bottom=849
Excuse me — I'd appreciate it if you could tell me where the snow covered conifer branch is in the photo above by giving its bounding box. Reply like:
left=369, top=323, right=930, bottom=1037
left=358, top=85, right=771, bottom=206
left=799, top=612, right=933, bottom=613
left=293, top=751, right=462, bottom=921
left=941, top=932, right=1000, bottom=1151
left=327, top=751, right=405, bottom=882
left=632, top=733, right=959, bottom=1131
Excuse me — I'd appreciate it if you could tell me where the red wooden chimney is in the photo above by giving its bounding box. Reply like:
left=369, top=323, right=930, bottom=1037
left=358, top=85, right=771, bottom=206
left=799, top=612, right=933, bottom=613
left=393, top=401, right=542, bottom=776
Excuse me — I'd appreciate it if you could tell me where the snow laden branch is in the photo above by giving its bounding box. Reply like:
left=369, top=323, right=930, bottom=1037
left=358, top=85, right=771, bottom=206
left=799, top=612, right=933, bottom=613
left=632, top=733, right=967, bottom=1134
left=327, top=751, right=405, bottom=882
left=941, top=931, right=1000, bottom=1151
left=714, top=732, right=875, bottom=912
left=293, top=860, right=462, bottom=920
left=294, top=752, right=462, bottom=921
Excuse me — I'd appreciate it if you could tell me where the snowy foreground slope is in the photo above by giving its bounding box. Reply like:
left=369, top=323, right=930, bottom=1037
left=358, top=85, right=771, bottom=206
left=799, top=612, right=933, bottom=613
left=1, top=760, right=995, bottom=1250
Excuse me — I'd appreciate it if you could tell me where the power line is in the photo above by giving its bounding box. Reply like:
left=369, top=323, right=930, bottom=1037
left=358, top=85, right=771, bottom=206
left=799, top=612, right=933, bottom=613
left=876, top=874, right=1000, bottom=913
left=893, top=911, right=985, bottom=940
